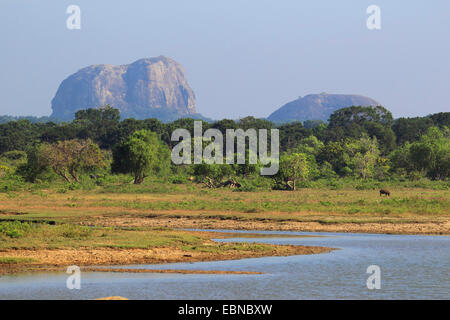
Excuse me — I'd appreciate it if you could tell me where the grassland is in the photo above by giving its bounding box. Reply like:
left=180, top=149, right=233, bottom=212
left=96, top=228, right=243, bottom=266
left=0, top=179, right=448, bottom=274
left=0, top=221, right=330, bottom=274
left=0, top=181, right=448, bottom=232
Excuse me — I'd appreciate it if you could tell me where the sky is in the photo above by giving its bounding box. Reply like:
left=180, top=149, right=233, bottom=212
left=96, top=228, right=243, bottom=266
left=0, top=0, right=449, bottom=120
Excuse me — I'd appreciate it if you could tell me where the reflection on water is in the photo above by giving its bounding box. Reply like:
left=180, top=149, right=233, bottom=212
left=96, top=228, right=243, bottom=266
left=0, top=230, right=449, bottom=299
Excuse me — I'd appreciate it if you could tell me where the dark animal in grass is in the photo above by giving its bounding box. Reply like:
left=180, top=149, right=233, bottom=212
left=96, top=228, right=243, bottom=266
left=379, top=189, right=390, bottom=196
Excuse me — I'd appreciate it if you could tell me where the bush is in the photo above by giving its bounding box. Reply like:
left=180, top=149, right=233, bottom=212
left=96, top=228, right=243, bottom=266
left=169, top=174, right=189, bottom=184
left=355, top=179, right=381, bottom=190
left=58, top=224, right=92, bottom=239
left=0, top=175, right=27, bottom=192
left=192, top=163, right=234, bottom=182
left=326, top=178, right=343, bottom=190
left=0, top=221, right=32, bottom=238
left=0, top=164, right=13, bottom=178
left=0, top=150, right=27, bottom=162
left=235, top=176, right=274, bottom=192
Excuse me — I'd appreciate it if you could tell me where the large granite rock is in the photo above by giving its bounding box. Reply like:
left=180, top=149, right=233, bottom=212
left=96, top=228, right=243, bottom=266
left=267, top=93, right=380, bottom=123
left=51, top=56, right=198, bottom=121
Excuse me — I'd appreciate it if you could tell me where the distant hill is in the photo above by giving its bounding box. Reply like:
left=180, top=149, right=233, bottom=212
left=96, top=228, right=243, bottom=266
left=267, top=93, right=380, bottom=123
left=50, top=56, right=207, bottom=122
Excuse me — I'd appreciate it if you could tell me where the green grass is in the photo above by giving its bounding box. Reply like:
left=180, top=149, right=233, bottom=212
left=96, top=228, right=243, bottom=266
left=0, top=221, right=205, bottom=250
left=0, top=220, right=286, bottom=264
left=0, top=257, right=36, bottom=264
left=82, top=193, right=448, bottom=215
left=0, top=220, right=33, bottom=238
left=181, top=242, right=272, bottom=253
left=0, top=176, right=448, bottom=231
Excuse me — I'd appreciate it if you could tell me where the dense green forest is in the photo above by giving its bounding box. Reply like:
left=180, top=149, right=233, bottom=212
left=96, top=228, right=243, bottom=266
left=0, top=105, right=448, bottom=191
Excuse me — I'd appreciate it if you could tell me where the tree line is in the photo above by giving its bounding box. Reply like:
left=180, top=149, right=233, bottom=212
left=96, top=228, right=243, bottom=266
left=0, top=105, right=448, bottom=188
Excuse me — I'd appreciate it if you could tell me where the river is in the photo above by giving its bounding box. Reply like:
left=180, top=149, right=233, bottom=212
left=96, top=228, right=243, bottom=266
left=0, top=230, right=449, bottom=299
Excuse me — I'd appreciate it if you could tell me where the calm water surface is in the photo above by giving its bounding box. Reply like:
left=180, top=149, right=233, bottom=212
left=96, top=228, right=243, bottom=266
left=0, top=230, right=449, bottom=299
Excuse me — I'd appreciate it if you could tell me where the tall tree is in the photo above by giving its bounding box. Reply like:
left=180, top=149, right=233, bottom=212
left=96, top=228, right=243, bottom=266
left=325, top=106, right=395, bottom=153
left=112, top=130, right=170, bottom=184
left=237, top=116, right=274, bottom=131
left=329, top=106, right=393, bottom=128
left=211, top=119, right=238, bottom=134
left=74, top=105, right=121, bottom=149
left=278, top=153, right=312, bottom=190
left=408, top=127, right=449, bottom=180
left=0, top=120, right=38, bottom=154
left=392, top=117, right=434, bottom=145
left=350, top=136, right=381, bottom=179
left=39, top=139, right=105, bottom=182
left=277, top=122, right=310, bottom=152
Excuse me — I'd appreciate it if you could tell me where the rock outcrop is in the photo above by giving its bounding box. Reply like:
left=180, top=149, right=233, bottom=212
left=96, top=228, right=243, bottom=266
left=51, top=56, right=199, bottom=121
left=267, top=93, right=380, bottom=123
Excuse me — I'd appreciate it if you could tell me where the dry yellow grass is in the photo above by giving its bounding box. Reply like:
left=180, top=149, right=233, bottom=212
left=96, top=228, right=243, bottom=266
left=0, top=186, right=448, bottom=234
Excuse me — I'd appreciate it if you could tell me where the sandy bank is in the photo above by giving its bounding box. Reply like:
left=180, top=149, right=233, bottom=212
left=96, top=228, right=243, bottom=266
left=85, top=216, right=450, bottom=235
left=0, top=243, right=332, bottom=275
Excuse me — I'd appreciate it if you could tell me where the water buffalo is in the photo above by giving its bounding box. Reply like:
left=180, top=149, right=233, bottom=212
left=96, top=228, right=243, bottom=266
left=379, top=189, right=390, bottom=196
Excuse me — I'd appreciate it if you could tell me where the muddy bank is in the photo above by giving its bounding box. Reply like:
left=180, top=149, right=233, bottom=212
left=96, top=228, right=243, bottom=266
left=0, top=243, right=332, bottom=275
left=85, top=216, right=450, bottom=235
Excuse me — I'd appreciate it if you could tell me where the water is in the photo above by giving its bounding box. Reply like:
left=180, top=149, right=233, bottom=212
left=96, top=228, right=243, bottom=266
left=0, top=230, right=449, bottom=299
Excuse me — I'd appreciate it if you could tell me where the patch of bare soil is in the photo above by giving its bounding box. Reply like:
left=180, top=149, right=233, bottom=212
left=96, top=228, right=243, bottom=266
left=0, top=244, right=332, bottom=275
left=84, top=216, right=450, bottom=235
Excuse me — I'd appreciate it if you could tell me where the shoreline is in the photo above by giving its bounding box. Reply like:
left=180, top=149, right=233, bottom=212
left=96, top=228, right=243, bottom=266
left=1, top=216, right=448, bottom=276
left=0, top=242, right=333, bottom=275
left=83, top=216, right=450, bottom=236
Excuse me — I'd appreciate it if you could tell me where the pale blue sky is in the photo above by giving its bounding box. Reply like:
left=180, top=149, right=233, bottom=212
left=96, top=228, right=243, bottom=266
left=0, top=1, right=449, bottom=119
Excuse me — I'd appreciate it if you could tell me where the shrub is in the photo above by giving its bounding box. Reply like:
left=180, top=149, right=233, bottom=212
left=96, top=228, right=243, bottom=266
left=0, top=150, right=27, bottom=162
left=58, top=224, right=92, bottom=239
left=0, top=165, right=13, bottom=178
left=169, top=174, right=189, bottom=184
left=355, top=179, right=381, bottom=190
left=326, top=179, right=343, bottom=190
left=0, top=175, right=27, bottom=192
left=0, top=221, right=32, bottom=238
